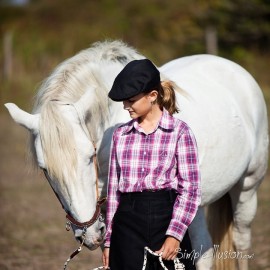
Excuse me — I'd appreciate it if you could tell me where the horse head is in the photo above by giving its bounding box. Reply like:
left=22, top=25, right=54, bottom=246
left=4, top=41, right=144, bottom=250
left=5, top=88, right=109, bottom=250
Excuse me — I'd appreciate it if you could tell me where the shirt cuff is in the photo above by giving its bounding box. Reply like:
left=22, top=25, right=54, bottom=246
left=104, top=239, right=110, bottom=248
left=166, top=221, right=187, bottom=242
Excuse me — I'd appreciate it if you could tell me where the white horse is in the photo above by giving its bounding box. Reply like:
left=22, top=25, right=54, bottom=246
left=5, top=41, right=268, bottom=270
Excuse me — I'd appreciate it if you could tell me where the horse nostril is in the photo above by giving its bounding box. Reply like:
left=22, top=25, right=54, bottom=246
left=76, top=236, right=83, bottom=243
left=100, top=224, right=106, bottom=235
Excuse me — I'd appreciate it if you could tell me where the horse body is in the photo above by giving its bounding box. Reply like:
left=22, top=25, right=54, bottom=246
left=161, top=55, right=268, bottom=269
left=162, top=55, right=268, bottom=205
left=5, top=41, right=268, bottom=270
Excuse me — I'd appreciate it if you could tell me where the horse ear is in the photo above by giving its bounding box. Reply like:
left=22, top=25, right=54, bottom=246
left=4, top=103, right=39, bottom=132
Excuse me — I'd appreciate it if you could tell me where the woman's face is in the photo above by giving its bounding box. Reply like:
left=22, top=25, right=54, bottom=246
left=122, top=92, right=156, bottom=119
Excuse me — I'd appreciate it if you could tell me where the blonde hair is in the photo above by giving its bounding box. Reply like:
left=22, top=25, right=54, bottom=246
left=156, top=80, right=179, bottom=115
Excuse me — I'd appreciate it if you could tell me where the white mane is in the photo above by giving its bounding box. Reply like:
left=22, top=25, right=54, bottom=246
left=30, top=40, right=144, bottom=184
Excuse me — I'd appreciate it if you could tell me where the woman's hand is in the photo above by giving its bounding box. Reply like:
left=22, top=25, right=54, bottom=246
left=102, top=247, right=110, bottom=269
left=155, top=236, right=180, bottom=260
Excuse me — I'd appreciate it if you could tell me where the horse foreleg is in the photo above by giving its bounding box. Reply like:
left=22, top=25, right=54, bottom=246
left=229, top=179, right=259, bottom=270
left=189, top=207, right=214, bottom=270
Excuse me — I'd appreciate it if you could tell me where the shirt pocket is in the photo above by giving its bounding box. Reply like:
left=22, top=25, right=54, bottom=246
left=159, top=150, right=175, bottom=165
left=153, top=150, right=175, bottom=177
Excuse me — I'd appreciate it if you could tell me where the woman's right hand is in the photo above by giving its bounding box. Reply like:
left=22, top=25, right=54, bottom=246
left=102, top=247, right=110, bottom=269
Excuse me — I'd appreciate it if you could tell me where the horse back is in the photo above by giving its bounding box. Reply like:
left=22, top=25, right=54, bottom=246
left=160, top=55, right=268, bottom=204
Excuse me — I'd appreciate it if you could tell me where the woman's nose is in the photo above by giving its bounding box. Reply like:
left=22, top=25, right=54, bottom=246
left=123, top=100, right=129, bottom=110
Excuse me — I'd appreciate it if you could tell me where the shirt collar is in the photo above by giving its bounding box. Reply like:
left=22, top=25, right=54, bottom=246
left=159, top=108, right=175, bottom=130
left=122, top=108, right=175, bottom=134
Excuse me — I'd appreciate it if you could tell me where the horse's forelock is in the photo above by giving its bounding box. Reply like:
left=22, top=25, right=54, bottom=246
left=40, top=101, right=77, bottom=185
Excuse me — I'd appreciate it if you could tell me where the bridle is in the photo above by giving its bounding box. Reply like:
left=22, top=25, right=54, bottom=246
left=43, top=168, right=106, bottom=232
left=64, top=138, right=106, bottom=232
left=42, top=101, right=107, bottom=270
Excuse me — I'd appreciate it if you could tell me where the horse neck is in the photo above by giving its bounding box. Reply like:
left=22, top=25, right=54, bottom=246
left=96, top=101, right=129, bottom=193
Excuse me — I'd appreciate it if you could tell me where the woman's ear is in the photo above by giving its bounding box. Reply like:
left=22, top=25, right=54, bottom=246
left=148, top=90, right=158, bottom=103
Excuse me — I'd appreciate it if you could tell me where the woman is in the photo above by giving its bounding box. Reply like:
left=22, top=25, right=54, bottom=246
left=103, top=59, right=201, bottom=270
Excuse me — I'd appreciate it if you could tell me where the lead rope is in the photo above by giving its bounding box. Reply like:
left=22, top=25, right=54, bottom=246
left=63, top=227, right=87, bottom=270
left=91, top=247, right=185, bottom=270
left=142, top=247, right=185, bottom=270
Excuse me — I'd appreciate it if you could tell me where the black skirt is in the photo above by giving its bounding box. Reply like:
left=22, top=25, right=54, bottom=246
left=109, top=190, right=196, bottom=270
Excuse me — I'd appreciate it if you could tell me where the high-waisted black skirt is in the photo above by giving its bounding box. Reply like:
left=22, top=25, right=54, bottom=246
left=109, top=189, right=196, bottom=270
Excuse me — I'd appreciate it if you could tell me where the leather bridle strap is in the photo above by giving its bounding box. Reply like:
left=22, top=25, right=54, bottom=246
left=93, top=143, right=100, bottom=203
left=65, top=197, right=107, bottom=229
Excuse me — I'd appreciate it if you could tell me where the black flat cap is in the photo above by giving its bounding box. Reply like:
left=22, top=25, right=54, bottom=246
left=108, top=59, right=160, bottom=101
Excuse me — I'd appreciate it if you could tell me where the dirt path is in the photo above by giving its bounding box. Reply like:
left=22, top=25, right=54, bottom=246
left=0, top=114, right=102, bottom=270
left=0, top=113, right=269, bottom=270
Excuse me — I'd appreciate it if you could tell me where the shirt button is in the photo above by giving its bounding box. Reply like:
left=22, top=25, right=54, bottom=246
left=142, top=168, right=145, bottom=172
left=144, top=151, right=147, bottom=155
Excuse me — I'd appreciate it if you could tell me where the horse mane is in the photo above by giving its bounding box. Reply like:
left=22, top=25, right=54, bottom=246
left=29, top=40, right=144, bottom=184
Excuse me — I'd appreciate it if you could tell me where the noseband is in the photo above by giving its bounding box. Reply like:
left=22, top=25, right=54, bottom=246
left=65, top=196, right=107, bottom=231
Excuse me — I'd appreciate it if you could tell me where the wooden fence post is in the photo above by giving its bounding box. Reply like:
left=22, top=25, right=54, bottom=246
left=3, top=31, right=13, bottom=81
left=205, top=26, right=218, bottom=55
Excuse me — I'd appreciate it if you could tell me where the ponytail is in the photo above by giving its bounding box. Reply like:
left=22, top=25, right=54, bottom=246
left=156, top=81, right=179, bottom=115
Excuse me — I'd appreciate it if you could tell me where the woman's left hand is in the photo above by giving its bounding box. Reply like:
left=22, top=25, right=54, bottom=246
left=155, top=236, right=180, bottom=260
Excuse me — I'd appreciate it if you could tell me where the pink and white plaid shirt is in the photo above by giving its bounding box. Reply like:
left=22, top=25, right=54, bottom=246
left=104, top=109, right=201, bottom=247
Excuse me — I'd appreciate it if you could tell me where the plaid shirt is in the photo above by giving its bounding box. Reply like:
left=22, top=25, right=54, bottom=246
left=104, top=109, right=201, bottom=247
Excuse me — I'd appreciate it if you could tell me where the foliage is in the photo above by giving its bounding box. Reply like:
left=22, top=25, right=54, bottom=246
left=0, top=0, right=270, bottom=110
left=194, top=0, right=270, bottom=52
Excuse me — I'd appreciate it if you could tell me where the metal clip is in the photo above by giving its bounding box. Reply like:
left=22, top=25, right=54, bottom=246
left=82, top=226, right=87, bottom=237
left=66, top=221, right=71, bottom=231
left=99, top=213, right=105, bottom=222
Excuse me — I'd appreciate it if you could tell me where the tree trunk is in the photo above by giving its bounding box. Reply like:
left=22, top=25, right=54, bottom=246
left=3, top=31, right=13, bottom=81
left=205, top=26, right=218, bottom=55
